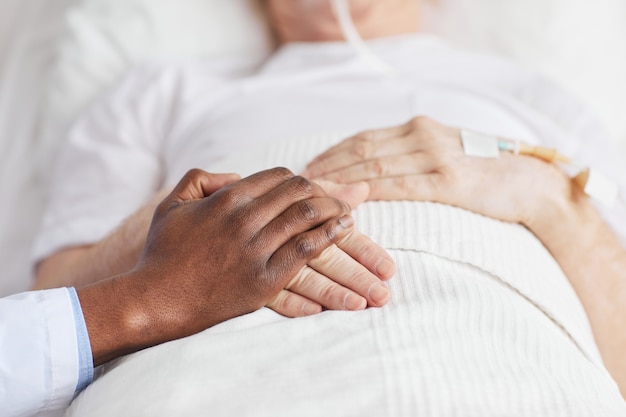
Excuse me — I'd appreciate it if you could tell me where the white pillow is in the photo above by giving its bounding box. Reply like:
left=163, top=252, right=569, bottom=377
left=422, top=0, right=626, bottom=152
left=38, top=0, right=274, bottom=173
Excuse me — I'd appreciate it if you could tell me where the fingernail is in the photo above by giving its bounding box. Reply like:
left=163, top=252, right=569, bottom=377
left=302, top=303, right=322, bottom=316
left=376, top=258, right=396, bottom=279
left=338, top=215, right=354, bottom=229
left=368, top=283, right=390, bottom=305
left=343, top=293, right=366, bottom=310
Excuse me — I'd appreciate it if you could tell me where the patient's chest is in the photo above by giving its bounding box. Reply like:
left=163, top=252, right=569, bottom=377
left=163, top=54, right=544, bottom=185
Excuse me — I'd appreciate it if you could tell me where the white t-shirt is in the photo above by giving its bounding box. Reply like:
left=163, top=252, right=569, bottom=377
left=34, top=34, right=626, bottom=261
left=36, top=34, right=626, bottom=415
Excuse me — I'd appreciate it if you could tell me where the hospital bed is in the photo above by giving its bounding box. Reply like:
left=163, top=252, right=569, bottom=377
left=0, top=0, right=625, bottom=414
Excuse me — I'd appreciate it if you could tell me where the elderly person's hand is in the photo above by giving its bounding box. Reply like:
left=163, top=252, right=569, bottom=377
left=303, top=116, right=572, bottom=231
left=304, top=117, right=626, bottom=398
left=267, top=179, right=394, bottom=317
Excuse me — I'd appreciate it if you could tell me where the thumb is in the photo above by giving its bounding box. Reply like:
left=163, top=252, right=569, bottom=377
left=315, top=180, right=370, bottom=210
left=170, top=169, right=241, bottom=203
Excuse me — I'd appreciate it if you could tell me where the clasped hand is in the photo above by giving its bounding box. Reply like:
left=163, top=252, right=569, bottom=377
left=138, top=168, right=394, bottom=338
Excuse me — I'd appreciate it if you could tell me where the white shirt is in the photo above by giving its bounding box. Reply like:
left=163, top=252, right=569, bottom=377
left=0, top=288, right=92, bottom=417
left=34, top=34, right=626, bottom=261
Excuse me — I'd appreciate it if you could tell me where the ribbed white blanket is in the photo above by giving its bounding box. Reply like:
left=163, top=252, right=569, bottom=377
left=65, top=133, right=626, bottom=416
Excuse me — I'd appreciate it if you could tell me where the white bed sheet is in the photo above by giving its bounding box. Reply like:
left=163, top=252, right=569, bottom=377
left=64, top=134, right=626, bottom=416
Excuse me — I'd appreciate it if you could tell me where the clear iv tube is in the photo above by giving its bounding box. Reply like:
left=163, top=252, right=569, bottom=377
left=330, top=0, right=394, bottom=74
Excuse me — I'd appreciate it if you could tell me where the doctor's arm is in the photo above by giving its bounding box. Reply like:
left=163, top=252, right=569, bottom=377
left=34, top=179, right=394, bottom=317
left=2, top=168, right=357, bottom=417
left=32, top=65, right=393, bottom=316
left=305, top=116, right=626, bottom=398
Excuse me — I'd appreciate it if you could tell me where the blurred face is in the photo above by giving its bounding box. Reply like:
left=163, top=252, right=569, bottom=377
left=265, top=0, right=419, bottom=43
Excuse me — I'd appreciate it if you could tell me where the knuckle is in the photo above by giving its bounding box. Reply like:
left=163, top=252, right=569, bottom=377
left=369, top=158, right=388, bottom=177
left=336, top=198, right=351, bottom=215
left=319, top=283, right=339, bottom=303
left=184, top=168, right=205, bottom=180
left=346, top=269, right=373, bottom=289
left=297, top=199, right=321, bottom=222
left=355, top=130, right=376, bottom=141
left=294, top=235, right=318, bottom=259
left=435, top=167, right=455, bottom=185
left=349, top=136, right=371, bottom=160
left=236, top=210, right=260, bottom=238
left=217, top=188, right=246, bottom=207
left=285, top=268, right=310, bottom=290
left=352, top=235, right=374, bottom=257
left=410, top=115, right=434, bottom=130
left=274, top=293, right=291, bottom=312
left=268, top=293, right=293, bottom=316
left=393, top=176, right=413, bottom=194
left=269, top=167, right=295, bottom=181
left=323, top=220, right=339, bottom=242
left=290, top=175, right=316, bottom=196
left=313, top=245, right=338, bottom=266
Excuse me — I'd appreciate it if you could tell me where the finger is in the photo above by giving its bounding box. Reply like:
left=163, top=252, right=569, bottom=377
left=285, top=263, right=367, bottom=310
left=314, top=180, right=370, bottom=210
left=333, top=228, right=396, bottom=281
left=266, top=289, right=323, bottom=318
left=307, top=122, right=413, bottom=166
left=366, top=174, right=442, bottom=201
left=169, top=169, right=241, bottom=203
left=266, top=214, right=355, bottom=289
left=227, top=167, right=296, bottom=199
left=250, top=176, right=328, bottom=226
left=307, top=244, right=391, bottom=307
left=304, top=134, right=421, bottom=179
left=258, top=196, right=350, bottom=249
left=316, top=153, right=437, bottom=184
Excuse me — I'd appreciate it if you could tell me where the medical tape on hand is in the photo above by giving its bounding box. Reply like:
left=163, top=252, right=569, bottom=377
left=461, top=130, right=500, bottom=158
left=460, top=129, right=620, bottom=208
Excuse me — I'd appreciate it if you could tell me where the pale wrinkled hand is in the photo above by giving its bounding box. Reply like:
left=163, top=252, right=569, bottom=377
left=266, top=180, right=396, bottom=317
left=303, top=116, right=571, bottom=226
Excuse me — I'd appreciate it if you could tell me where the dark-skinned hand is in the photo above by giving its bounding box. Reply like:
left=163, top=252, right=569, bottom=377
left=78, top=168, right=356, bottom=365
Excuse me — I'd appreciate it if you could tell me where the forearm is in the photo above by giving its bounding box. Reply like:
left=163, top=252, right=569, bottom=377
left=527, top=188, right=626, bottom=397
left=34, top=189, right=170, bottom=290
left=77, top=271, right=167, bottom=366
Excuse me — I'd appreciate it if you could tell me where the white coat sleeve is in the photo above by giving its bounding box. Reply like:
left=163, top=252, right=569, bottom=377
left=0, top=288, right=93, bottom=417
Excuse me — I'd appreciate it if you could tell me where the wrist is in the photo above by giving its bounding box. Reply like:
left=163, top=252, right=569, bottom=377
left=521, top=168, right=591, bottom=244
left=523, top=178, right=624, bottom=278
left=77, top=269, right=166, bottom=366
